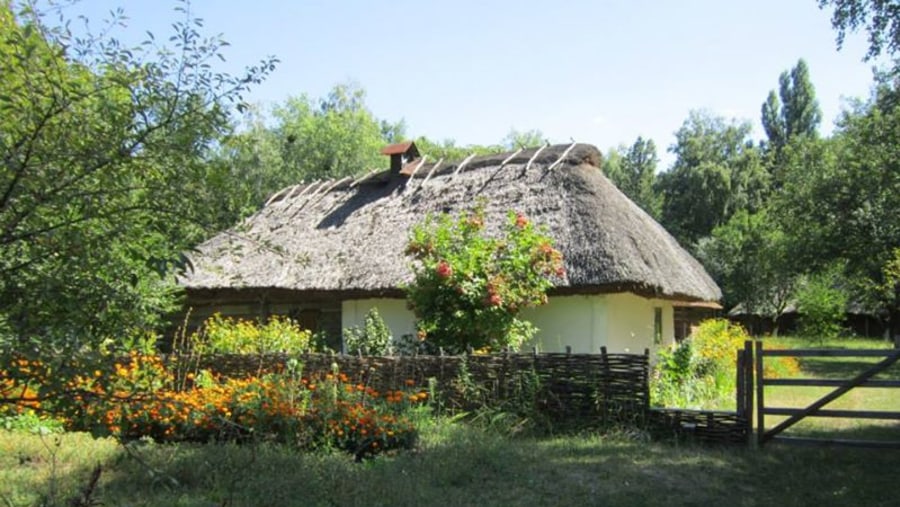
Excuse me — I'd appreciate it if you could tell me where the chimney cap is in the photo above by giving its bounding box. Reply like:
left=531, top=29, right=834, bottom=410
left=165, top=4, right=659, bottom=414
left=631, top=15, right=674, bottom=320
left=381, top=141, right=418, bottom=156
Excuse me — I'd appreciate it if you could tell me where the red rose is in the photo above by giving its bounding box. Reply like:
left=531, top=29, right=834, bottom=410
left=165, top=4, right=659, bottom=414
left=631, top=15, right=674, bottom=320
left=436, top=260, right=453, bottom=279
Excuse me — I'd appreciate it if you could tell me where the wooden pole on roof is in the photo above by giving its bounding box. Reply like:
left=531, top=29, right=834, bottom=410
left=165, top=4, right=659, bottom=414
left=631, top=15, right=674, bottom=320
left=285, top=184, right=306, bottom=201
left=350, top=169, right=378, bottom=188
left=293, top=180, right=330, bottom=212
left=308, top=176, right=351, bottom=207
left=264, top=185, right=296, bottom=207
left=488, top=148, right=524, bottom=180
left=499, top=148, right=523, bottom=167
left=546, top=142, right=578, bottom=172
left=450, top=153, right=477, bottom=180
left=418, top=158, right=444, bottom=189
left=294, top=180, right=323, bottom=200
left=524, top=142, right=550, bottom=172
left=404, top=156, right=428, bottom=186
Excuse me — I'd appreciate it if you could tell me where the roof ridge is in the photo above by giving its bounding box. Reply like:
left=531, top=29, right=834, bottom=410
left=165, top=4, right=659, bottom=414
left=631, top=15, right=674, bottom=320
left=263, top=142, right=600, bottom=207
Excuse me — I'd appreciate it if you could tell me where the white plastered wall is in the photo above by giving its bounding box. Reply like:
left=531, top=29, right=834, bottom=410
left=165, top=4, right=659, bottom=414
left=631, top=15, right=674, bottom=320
left=520, top=295, right=606, bottom=353
left=522, top=293, right=675, bottom=354
left=341, top=293, right=676, bottom=355
left=604, top=293, right=675, bottom=355
left=341, top=298, right=417, bottom=346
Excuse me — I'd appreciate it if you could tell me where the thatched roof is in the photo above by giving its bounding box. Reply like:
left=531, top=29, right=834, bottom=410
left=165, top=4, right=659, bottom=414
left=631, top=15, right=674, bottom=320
left=181, top=143, right=721, bottom=303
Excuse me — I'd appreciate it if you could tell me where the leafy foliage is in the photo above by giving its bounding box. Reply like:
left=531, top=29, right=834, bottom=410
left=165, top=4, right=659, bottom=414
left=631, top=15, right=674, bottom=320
left=651, top=319, right=749, bottom=409
left=604, top=136, right=661, bottom=218
left=772, top=87, right=900, bottom=336
left=404, top=206, right=563, bottom=353
left=2, top=351, right=425, bottom=458
left=795, top=267, right=850, bottom=340
left=501, top=128, right=547, bottom=149
left=191, top=314, right=313, bottom=355
left=695, top=209, right=794, bottom=322
left=760, top=59, right=822, bottom=154
left=0, top=2, right=274, bottom=355
left=819, top=0, right=900, bottom=62
left=656, top=111, right=769, bottom=249
left=343, top=307, right=393, bottom=356
left=213, top=82, right=405, bottom=226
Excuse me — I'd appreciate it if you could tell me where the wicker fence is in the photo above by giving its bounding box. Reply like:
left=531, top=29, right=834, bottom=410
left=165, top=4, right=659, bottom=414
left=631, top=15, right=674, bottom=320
left=171, top=347, right=650, bottom=426
left=162, top=346, right=759, bottom=444
left=648, top=409, right=750, bottom=444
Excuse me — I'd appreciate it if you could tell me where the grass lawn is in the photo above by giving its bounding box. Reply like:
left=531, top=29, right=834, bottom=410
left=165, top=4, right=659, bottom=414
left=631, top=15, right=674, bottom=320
left=759, top=336, right=900, bottom=442
left=1, top=419, right=898, bottom=507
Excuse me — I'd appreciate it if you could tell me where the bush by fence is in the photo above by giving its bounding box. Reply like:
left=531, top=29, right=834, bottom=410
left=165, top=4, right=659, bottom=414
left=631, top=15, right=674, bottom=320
left=6, top=346, right=755, bottom=445
left=174, top=348, right=651, bottom=427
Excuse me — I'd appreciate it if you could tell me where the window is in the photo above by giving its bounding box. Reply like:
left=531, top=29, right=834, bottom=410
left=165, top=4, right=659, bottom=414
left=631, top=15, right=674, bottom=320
left=654, top=307, right=663, bottom=345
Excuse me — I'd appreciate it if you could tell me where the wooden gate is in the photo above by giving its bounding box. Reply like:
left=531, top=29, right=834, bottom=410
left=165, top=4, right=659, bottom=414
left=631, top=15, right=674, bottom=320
left=753, top=341, right=900, bottom=448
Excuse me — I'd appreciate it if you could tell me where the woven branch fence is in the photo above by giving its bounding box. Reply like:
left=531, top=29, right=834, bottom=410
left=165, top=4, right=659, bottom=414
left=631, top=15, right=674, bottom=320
left=160, top=348, right=752, bottom=444
left=169, top=348, right=650, bottom=426
left=648, top=409, right=750, bottom=444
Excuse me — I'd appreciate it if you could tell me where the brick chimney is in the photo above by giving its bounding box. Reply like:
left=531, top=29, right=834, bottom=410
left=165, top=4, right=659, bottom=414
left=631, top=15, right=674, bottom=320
left=380, top=141, right=420, bottom=176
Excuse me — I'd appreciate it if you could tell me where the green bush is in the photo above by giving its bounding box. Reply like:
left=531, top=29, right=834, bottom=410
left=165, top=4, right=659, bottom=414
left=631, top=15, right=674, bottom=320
left=795, top=268, right=848, bottom=340
left=651, top=319, right=749, bottom=409
left=404, top=205, right=564, bottom=353
left=191, top=314, right=312, bottom=355
left=0, top=410, right=64, bottom=434
left=343, top=307, right=393, bottom=356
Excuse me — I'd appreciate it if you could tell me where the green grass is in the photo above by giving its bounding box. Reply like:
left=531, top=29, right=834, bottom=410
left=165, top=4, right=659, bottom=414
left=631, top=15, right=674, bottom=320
left=759, top=336, right=900, bottom=442
left=1, top=422, right=899, bottom=507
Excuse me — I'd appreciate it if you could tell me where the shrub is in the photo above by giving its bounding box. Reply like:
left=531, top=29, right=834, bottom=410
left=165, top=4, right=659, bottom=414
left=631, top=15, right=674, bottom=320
left=690, top=318, right=748, bottom=374
left=404, top=205, right=564, bottom=353
left=343, top=307, right=393, bottom=356
left=60, top=356, right=424, bottom=457
left=1, top=348, right=425, bottom=458
left=651, top=319, right=750, bottom=409
left=795, top=268, right=848, bottom=340
left=192, top=314, right=312, bottom=354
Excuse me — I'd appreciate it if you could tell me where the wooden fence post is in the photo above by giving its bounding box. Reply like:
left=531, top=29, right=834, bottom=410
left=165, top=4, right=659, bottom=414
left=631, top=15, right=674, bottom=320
left=736, top=349, right=745, bottom=419
left=744, top=340, right=754, bottom=447
left=643, top=348, right=651, bottom=414
left=755, top=340, right=765, bottom=447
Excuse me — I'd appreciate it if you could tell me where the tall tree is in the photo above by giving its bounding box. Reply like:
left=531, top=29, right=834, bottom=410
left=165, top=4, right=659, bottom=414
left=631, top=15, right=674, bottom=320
left=695, top=209, right=794, bottom=327
left=412, top=136, right=500, bottom=161
left=604, top=137, right=661, bottom=218
left=215, top=82, right=406, bottom=224
left=656, top=111, right=769, bottom=248
left=773, top=89, right=900, bottom=337
left=502, top=128, right=547, bottom=149
left=0, top=2, right=273, bottom=351
left=760, top=59, right=822, bottom=153
left=275, top=83, right=406, bottom=181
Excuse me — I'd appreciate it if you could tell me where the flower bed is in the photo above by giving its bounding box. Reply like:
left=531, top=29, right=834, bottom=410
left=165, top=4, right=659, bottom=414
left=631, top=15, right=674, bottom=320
left=1, top=353, right=424, bottom=458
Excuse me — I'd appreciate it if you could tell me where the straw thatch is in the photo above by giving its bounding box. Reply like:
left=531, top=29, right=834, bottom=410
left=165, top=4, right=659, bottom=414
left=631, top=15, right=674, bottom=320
left=181, top=143, right=721, bottom=303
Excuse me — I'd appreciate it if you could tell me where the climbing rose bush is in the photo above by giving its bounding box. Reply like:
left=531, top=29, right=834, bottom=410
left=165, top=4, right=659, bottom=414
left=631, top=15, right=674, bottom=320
left=405, top=206, right=564, bottom=353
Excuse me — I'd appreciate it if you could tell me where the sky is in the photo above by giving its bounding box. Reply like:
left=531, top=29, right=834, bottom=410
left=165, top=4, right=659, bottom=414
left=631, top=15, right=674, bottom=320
left=67, top=0, right=880, bottom=168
